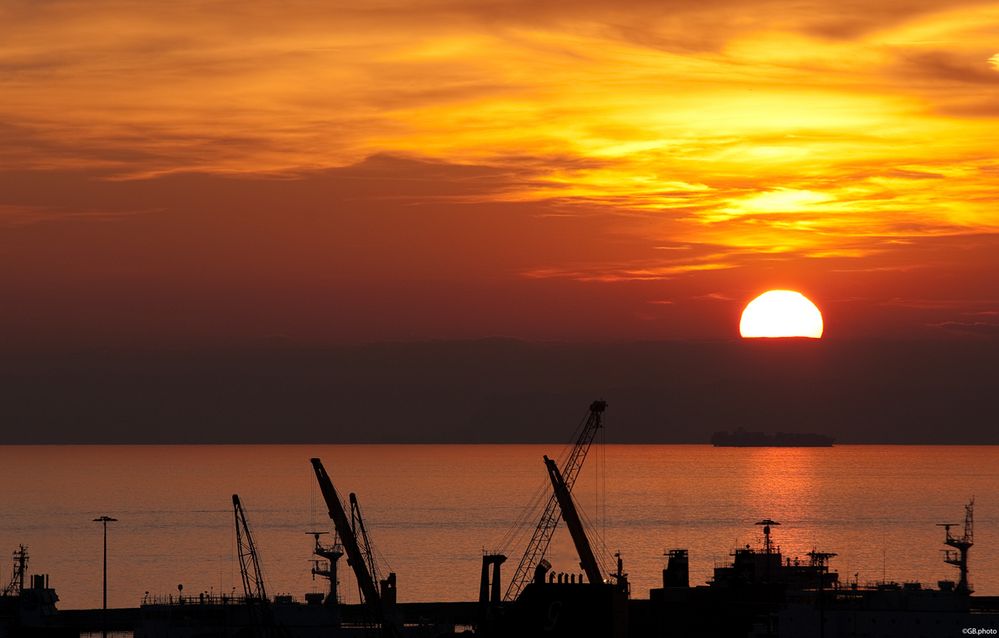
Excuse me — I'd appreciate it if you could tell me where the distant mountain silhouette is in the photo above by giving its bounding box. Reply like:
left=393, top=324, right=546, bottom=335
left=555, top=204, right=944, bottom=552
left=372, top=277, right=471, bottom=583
left=2, top=338, right=998, bottom=444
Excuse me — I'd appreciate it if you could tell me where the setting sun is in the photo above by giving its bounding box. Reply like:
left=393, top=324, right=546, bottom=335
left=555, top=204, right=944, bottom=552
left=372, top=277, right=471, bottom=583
left=739, top=290, right=824, bottom=339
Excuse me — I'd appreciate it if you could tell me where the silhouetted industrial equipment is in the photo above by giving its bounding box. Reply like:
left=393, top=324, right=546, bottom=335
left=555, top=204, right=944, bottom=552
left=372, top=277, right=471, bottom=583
left=480, top=554, right=507, bottom=605
left=939, top=497, right=975, bottom=593
left=349, top=493, right=379, bottom=593
left=544, top=455, right=603, bottom=586
left=310, top=457, right=400, bottom=637
left=504, top=400, right=607, bottom=601
left=232, top=494, right=291, bottom=638
left=662, top=549, right=688, bottom=588
left=308, top=531, right=344, bottom=606
left=807, top=550, right=838, bottom=571
left=756, top=519, right=780, bottom=555
left=1, top=545, right=28, bottom=596
left=613, top=551, right=629, bottom=594
left=233, top=494, right=268, bottom=602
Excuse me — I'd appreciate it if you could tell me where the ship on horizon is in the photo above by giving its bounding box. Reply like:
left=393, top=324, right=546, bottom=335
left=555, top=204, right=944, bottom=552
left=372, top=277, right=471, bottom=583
left=710, top=427, right=835, bottom=447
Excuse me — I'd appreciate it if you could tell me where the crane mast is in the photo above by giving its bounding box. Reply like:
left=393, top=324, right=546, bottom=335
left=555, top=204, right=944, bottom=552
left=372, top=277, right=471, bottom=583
left=233, top=494, right=268, bottom=602
left=504, top=399, right=606, bottom=601
left=544, top=455, right=603, bottom=586
left=310, top=458, right=387, bottom=625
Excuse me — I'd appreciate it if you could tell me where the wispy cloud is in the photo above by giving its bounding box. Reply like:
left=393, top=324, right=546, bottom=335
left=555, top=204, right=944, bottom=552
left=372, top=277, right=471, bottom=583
left=0, top=203, right=160, bottom=227
left=931, top=321, right=999, bottom=336
left=524, top=260, right=736, bottom=282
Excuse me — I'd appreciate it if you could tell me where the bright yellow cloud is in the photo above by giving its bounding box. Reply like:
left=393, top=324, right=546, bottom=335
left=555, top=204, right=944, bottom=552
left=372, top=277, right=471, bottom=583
left=723, top=189, right=835, bottom=216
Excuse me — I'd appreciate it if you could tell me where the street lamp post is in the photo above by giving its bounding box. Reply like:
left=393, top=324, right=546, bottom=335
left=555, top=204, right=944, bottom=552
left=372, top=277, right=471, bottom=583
left=93, top=515, right=117, bottom=638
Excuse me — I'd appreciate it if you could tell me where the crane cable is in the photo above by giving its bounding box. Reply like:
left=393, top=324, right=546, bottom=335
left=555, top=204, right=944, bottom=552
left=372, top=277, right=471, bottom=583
left=492, top=410, right=591, bottom=556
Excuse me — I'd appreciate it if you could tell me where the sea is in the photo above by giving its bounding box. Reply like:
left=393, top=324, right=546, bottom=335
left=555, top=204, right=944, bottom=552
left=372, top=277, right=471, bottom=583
left=1, top=444, right=997, bottom=610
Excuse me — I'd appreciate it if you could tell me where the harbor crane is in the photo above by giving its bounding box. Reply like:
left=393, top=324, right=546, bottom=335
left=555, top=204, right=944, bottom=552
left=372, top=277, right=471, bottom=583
left=233, top=494, right=268, bottom=602
left=233, top=494, right=289, bottom=638
left=504, top=400, right=607, bottom=601
left=349, top=493, right=381, bottom=597
left=311, top=458, right=400, bottom=637
left=544, top=455, right=603, bottom=587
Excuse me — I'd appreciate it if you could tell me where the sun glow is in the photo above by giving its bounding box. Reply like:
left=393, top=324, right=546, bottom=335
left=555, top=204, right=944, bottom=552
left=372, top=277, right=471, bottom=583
left=739, top=290, right=824, bottom=338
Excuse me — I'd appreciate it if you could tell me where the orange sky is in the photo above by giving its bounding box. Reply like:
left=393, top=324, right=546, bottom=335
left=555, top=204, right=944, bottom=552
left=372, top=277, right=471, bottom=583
left=2, top=0, right=999, bottom=347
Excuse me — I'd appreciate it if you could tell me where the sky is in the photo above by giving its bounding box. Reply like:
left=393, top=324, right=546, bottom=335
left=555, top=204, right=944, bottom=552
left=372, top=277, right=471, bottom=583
left=3, top=0, right=999, bottom=350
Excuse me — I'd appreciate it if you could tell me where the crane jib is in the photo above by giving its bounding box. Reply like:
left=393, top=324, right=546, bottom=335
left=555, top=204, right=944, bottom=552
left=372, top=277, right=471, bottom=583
left=503, top=399, right=606, bottom=601
left=310, top=459, right=383, bottom=613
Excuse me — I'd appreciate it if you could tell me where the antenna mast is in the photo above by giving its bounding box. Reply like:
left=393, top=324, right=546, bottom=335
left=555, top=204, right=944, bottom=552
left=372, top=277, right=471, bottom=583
left=939, top=497, right=974, bottom=593
left=1, top=545, right=28, bottom=596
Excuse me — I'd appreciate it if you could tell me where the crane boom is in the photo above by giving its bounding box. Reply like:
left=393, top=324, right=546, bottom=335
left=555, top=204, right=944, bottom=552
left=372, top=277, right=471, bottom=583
left=504, top=400, right=606, bottom=601
left=544, top=455, right=603, bottom=585
left=233, top=494, right=267, bottom=602
left=310, top=459, right=383, bottom=615
left=350, top=492, right=380, bottom=587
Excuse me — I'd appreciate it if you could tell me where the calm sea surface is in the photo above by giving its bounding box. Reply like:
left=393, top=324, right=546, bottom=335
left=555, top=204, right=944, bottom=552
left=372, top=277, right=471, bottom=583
left=1, top=445, right=997, bottom=609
